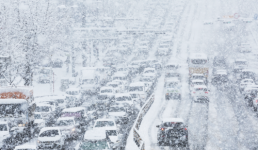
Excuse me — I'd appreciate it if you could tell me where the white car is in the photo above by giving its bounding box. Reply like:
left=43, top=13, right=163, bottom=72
left=190, top=79, right=205, bottom=92
left=75, top=129, right=113, bottom=150
left=189, top=73, right=207, bottom=84
left=15, top=145, right=37, bottom=150
left=239, top=43, right=252, bottom=53
left=55, top=117, right=82, bottom=139
left=128, top=82, right=150, bottom=103
left=191, top=85, right=210, bottom=103
left=107, top=82, right=123, bottom=93
left=37, top=127, right=65, bottom=149
left=239, top=79, right=255, bottom=92
left=99, top=86, right=117, bottom=98
left=93, top=119, right=122, bottom=149
left=114, top=93, right=135, bottom=107
left=34, top=103, right=54, bottom=119
left=233, top=59, right=248, bottom=72
left=0, top=121, right=10, bottom=149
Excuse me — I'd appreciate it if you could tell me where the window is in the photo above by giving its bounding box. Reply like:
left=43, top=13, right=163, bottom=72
left=39, top=130, right=59, bottom=137
left=191, top=59, right=207, bottom=64
left=101, top=89, right=112, bottom=93
left=56, top=120, right=74, bottom=126
left=116, top=96, right=131, bottom=101
left=109, top=107, right=126, bottom=112
left=95, top=121, right=115, bottom=127
left=35, top=106, right=50, bottom=112
left=129, top=86, right=143, bottom=92
left=162, top=122, right=183, bottom=128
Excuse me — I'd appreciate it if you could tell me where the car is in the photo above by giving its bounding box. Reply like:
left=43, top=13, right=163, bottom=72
left=55, top=117, right=83, bottom=139
left=14, top=145, right=37, bottom=150
left=189, top=73, right=207, bottom=84
left=128, top=82, right=150, bottom=105
left=240, top=69, right=256, bottom=81
left=165, top=71, right=181, bottom=82
left=191, top=85, right=210, bottom=103
left=75, top=129, right=113, bottom=150
left=239, top=79, right=255, bottom=92
left=37, top=127, right=65, bottom=149
left=190, top=79, right=205, bottom=91
left=65, top=88, right=83, bottom=107
left=233, top=59, right=248, bottom=73
left=107, top=103, right=130, bottom=124
left=34, top=103, right=54, bottom=120
left=114, top=93, right=135, bottom=107
left=33, top=113, right=45, bottom=137
left=165, top=63, right=180, bottom=70
left=93, top=119, right=122, bottom=149
left=213, top=56, right=227, bottom=68
left=0, top=121, right=10, bottom=149
left=239, top=43, right=252, bottom=53
left=165, top=78, right=182, bottom=100
left=156, top=118, right=188, bottom=147
left=106, top=82, right=123, bottom=93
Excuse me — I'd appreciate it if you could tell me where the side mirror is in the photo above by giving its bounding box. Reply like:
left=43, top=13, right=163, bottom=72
left=156, top=125, right=160, bottom=128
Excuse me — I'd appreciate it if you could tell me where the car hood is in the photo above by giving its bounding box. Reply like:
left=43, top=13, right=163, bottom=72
left=109, top=136, right=118, bottom=143
left=38, top=136, right=61, bottom=142
left=0, top=131, right=10, bottom=140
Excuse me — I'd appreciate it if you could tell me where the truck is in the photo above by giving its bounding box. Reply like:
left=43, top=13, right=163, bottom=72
left=188, top=53, right=209, bottom=83
left=0, top=87, right=35, bottom=149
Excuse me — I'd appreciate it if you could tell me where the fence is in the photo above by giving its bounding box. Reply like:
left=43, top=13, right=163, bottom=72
left=132, top=94, right=155, bottom=150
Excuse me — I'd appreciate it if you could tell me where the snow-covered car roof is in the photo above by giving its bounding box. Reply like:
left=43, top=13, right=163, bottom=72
left=113, top=72, right=127, bottom=77
left=189, top=53, right=208, bottom=59
left=0, top=99, right=27, bottom=104
left=100, top=86, right=114, bottom=90
left=241, top=69, right=254, bottom=72
left=84, top=129, right=106, bottom=140
left=81, top=69, right=96, bottom=79
left=166, top=78, right=180, bottom=82
left=115, top=93, right=131, bottom=98
left=66, top=88, right=80, bottom=92
left=0, top=121, right=8, bottom=124
left=57, top=117, right=75, bottom=121
left=162, top=118, right=184, bottom=123
left=95, top=118, right=116, bottom=122
left=192, top=73, right=205, bottom=76
left=144, top=67, right=155, bottom=71
left=107, top=82, right=119, bottom=85
left=193, top=85, right=207, bottom=89
left=142, top=73, right=156, bottom=77
left=191, top=79, right=204, bottom=83
left=62, top=107, right=85, bottom=112
left=129, top=82, right=145, bottom=87
left=14, top=145, right=37, bottom=150
left=36, top=103, right=52, bottom=107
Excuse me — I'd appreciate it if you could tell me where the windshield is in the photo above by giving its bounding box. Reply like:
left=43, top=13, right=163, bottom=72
left=35, top=106, right=51, bottom=112
left=39, top=130, right=59, bottom=137
left=101, top=89, right=112, bottom=93
left=191, top=59, right=207, bottom=64
left=129, top=86, right=143, bottom=92
left=56, top=120, right=74, bottom=126
left=116, top=96, right=131, bottom=101
left=195, top=88, right=207, bottom=91
left=109, top=107, right=126, bottom=112
left=106, top=130, right=117, bottom=136
left=61, top=112, right=82, bottom=118
left=82, top=79, right=94, bottom=84
left=94, top=121, right=115, bottom=127
left=235, top=61, right=247, bottom=65
left=98, top=95, right=108, bottom=100
left=166, top=73, right=180, bottom=78
left=107, top=84, right=118, bottom=88
left=140, top=78, right=153, bottom=82
left=35, top=114, right=42, bottom=119
left=79, top=140, right=107, bottom=150
left=113, top=77, right=125, bottom=80
left=162, top=122, right=183, bottom=128
left=66, top=91, right=79, bottom=95
left=166, top=65, right=176, bottom=69
left=192, top=75, right=204, bottom=80
left=0, top=103, right=27, bottom=117
left=0, top=124, right=8, bottom=131
left=166, top=82, right=178, bottom=88
left=192, top=82, right=204, bottom=85
left=144, top=70, right=154, bottom=73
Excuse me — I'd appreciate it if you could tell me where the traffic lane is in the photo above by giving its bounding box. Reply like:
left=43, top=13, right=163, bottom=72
left=226, top=83, right=258, bottom=150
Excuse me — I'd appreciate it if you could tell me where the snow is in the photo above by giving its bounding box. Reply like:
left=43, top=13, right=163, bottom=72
left=84, top=129, right=106, bottom=140
left=161, top=118, right=184, bottom=123
left=0, top=99, right=27, bottom=104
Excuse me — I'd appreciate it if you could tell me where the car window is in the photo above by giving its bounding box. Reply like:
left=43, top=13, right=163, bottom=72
left=39, top=130, right=59, bottom=137
left=95, top=121, right=115, bottom=127
left=0, top=124, right=8, bottom=131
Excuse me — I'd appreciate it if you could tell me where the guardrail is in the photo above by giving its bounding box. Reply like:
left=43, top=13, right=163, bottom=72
left=132, top=94, right=155, bottom=150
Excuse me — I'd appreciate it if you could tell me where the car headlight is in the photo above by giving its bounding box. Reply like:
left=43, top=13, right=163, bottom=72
left=37, top=140, right=42, bottom=143
left=18, top=124, right=25, bottom=127
left=71, top=128, right=75, bottom=132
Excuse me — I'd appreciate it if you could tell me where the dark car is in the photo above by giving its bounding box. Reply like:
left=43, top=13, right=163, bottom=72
left=156, top=118, right=188, bottom=147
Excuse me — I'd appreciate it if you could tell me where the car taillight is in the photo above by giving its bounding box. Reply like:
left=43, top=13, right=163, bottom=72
left=256, top=100, right=258, bottom=103
left=205, top=92, right=208, bottom=94
left=193, top=92, right=195, bottom=94
left=161, top=128, right=165, bottom=131
left=184, top=128, right=187, bottom=131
